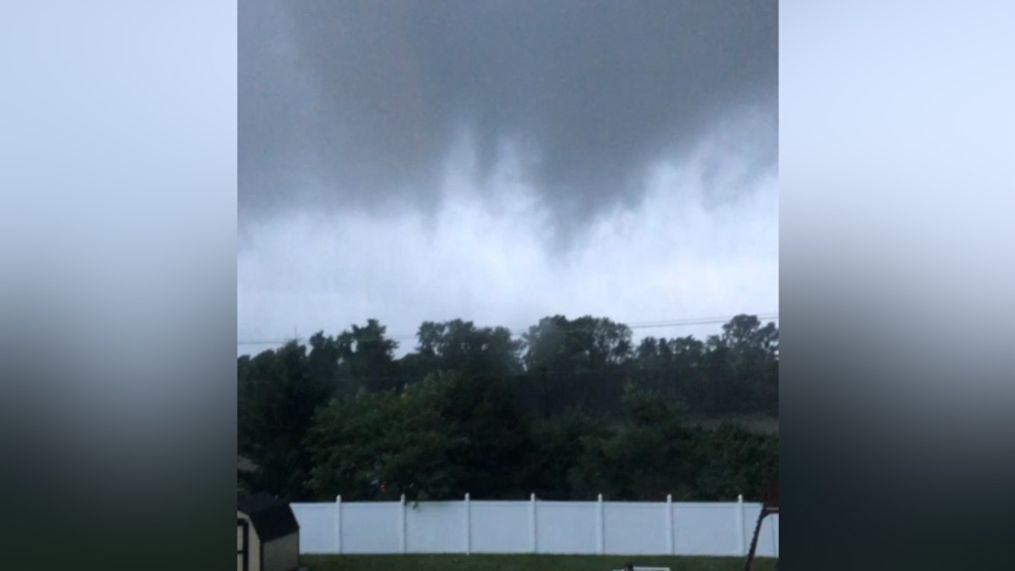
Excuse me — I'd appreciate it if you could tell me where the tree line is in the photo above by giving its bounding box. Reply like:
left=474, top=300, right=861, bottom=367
left=238, top=314, right=778, bottom=502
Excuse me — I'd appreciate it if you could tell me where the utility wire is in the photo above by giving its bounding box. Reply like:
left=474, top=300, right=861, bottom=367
left=238, top=312, right=778, bottom=347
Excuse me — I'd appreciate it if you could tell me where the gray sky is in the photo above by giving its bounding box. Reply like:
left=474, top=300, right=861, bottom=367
left=238, top=0, right=778, bottom=355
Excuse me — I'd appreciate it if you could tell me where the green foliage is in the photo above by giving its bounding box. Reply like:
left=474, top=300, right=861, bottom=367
left=237, top=341, right=331, bottom=499
left=403, top=320, right=523, bottom=381
left=238, top=314, right=779, bottom=501
left=520, top=315, right=634, bottom=416
left=305, top=372, right=531, bottom=501
left=569, top=385, right=697, bottom=500
left=691, top=423, right=779, bottom=501
left=525, top=409, right=606, bottom=499
left=524, top=315, right=633, bottom=372
left=305, top=380, right=460, bottom=501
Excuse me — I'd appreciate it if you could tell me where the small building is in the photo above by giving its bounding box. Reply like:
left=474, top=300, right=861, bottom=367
left=237, top=493, right=301, bottom=571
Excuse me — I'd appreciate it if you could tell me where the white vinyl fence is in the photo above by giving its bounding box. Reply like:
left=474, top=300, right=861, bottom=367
left=292, top=494, right=778, bottom=557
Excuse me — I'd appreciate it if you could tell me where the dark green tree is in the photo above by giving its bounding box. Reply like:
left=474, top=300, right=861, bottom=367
left=522, top=315, right=633, bottom=416
left=400, top=319, right=522, bottom=381
left=240, top=314, right=780, bottom=501
left=335, top=319, right=400, bottom=391
left=305, top=371, right=531, bottom=501
left=237, top=341, right=331, bottom=500
left=570, top=384, right=697, bottom=500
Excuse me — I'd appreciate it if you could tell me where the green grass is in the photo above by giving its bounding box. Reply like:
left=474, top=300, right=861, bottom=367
left=302, top=554, right=777, bottom=571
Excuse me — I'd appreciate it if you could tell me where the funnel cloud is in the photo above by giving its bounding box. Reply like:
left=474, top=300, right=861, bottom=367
left=239, top=1, right=778, bottom=350
left=241, top=0, right=776, bottom=229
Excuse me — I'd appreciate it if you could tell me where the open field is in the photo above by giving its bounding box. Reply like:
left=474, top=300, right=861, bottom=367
left=302, top=554, right=777, bottom=571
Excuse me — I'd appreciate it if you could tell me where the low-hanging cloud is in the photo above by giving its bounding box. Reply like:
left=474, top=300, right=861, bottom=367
left=237, top=154, right=778, bottom=354
left=240, top=0, right=777, bottom=238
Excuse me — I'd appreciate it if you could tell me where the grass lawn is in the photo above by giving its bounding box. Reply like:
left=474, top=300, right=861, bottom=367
left=302, top=554, right=777, bottom=571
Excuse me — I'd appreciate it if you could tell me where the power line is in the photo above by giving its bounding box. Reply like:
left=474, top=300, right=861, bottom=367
left=626, top=313, right=779, bottom=329
left=237, top=312, right=778, bottom=347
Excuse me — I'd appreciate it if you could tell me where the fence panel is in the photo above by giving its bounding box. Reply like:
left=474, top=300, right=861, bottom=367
left=405, top=501, right=465, bottom=553
left=470, top=501, right=531, bottom=553
left=290, top=498, right=777, bottom=557
left=340, top=502, right=401, bottom=554
left=673, top=503, right=739, bottom=556
left=604, top=502, right=670, bottom=555
left=291, top=503, right=337, bottom=554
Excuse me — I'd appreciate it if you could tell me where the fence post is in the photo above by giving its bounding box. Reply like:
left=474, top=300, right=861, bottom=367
left=335, top=495, right=343, bottom=555
left=400, top=494, right=407, bottom=554
left=666, top=494, right=674, bottom=555
left=596, top=494, right=605, bottom=554
left=464, top=493, right=471, bottom=555
left=530, top=493, right=538, bottom=553
left=736, top=494, right=745, bottom=555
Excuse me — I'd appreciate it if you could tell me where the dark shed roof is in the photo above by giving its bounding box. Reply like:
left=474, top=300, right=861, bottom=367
left=238, top=493, right=299, bottom=542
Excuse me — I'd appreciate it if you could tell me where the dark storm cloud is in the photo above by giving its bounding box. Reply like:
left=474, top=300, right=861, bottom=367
left=240, top=0, right=777, bottom=231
